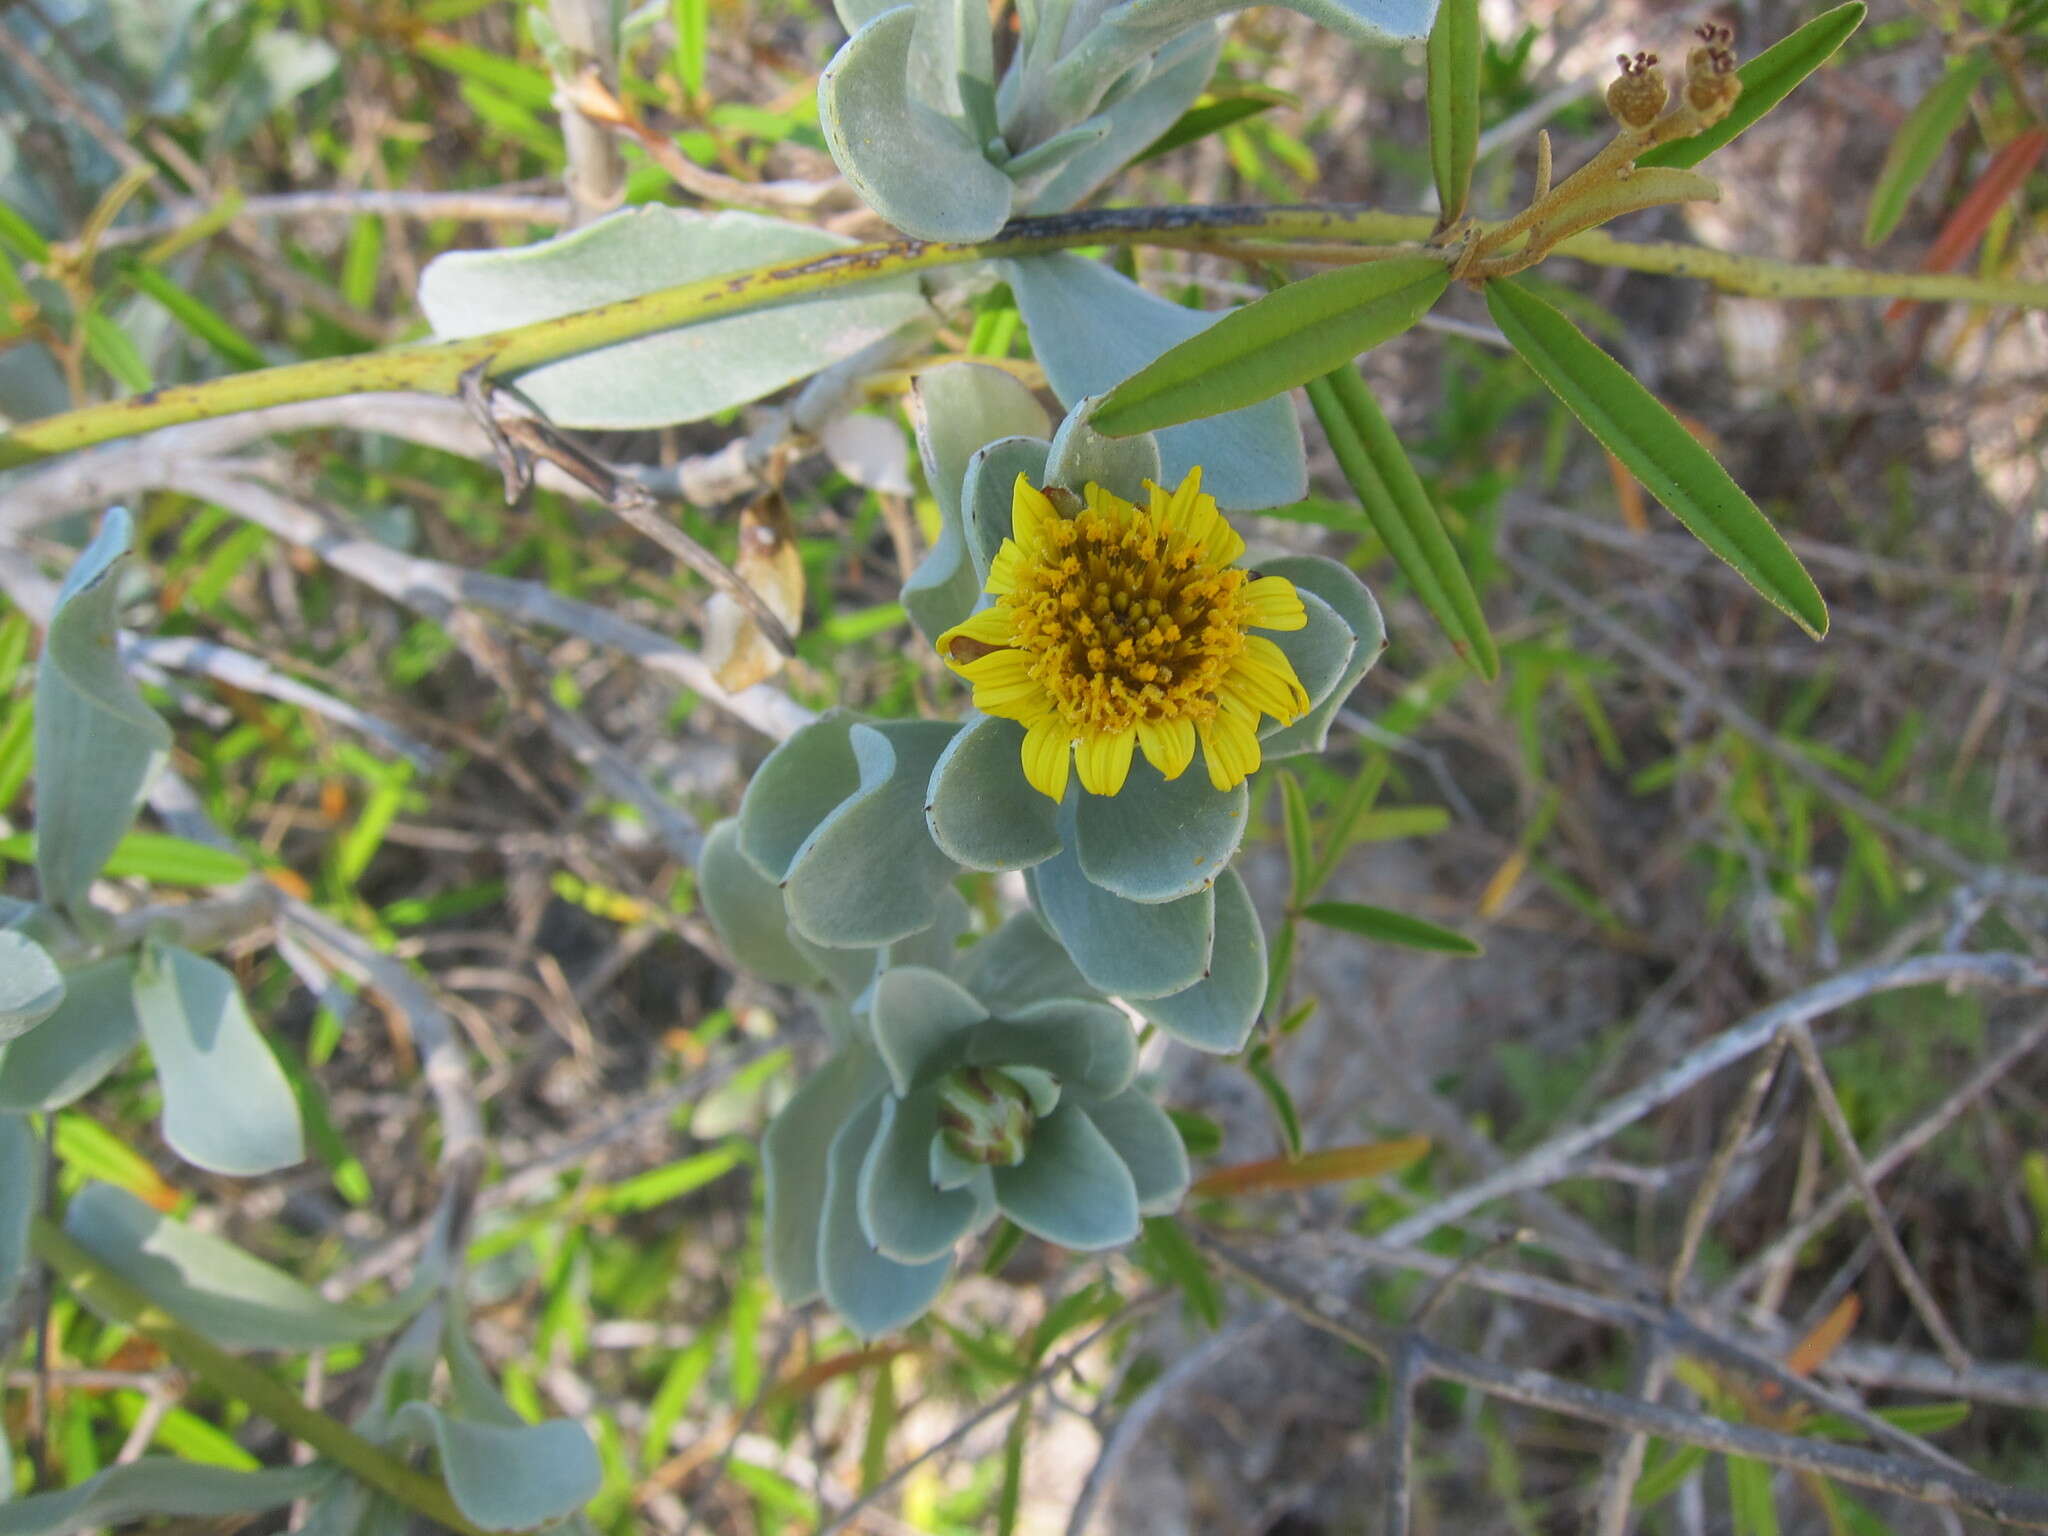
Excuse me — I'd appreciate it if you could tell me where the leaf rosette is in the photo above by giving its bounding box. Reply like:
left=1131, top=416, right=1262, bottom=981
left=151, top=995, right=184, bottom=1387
left=761, top=937, right=1187, bottom=1337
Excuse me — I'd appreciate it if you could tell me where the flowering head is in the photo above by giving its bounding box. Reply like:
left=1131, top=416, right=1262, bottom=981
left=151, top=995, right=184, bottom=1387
left=936, top=468, right=1310, bottom=801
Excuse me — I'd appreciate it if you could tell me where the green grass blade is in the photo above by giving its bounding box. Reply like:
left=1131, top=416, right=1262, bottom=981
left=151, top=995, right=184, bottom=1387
left=1862, top=55, right=1988, bottom=246
left=1305, top=368, right=1501, bottom=678
left=1426, top=0, right=1481, bottom=223
left=1300, top=900, right=1482, bottom=955
left=1640, top=2, right=1867, bottom=170
left=1134, top=90, right=1291, bottom=164
left=1091, top=257, right=1448, bottom=437
left=1484, top=278, right=1828, bottom=638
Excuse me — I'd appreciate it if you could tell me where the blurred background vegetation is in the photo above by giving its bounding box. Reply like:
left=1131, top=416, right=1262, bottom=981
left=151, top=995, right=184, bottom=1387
left=1, top=0, right=2045, bottom=1530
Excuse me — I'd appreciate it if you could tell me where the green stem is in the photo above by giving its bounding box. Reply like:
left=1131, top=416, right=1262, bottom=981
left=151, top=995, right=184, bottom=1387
left=27, top=1215, right=490, bottom=1536
left=4, top=201, right=2045, bottom=471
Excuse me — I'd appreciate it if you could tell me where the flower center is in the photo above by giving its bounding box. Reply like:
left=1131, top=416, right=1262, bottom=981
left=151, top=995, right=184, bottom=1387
left=934, top=1065, right=1037, bottom=1168
left=999, top=501, right=1249, bottom=738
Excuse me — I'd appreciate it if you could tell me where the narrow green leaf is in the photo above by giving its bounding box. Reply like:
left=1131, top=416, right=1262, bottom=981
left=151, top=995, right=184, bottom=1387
left=1305, top=368, right=1500, bottom=678
left=1726, top=1454, right=1781, bottom=1536
left=1633, top=1443, right=1708, bottom=1506
left=1484, top=279, right=1827, bottom=638
left=1863, top=56, right=1988, bottom=246
left=121, top=264, right=265, bottom=371
left=1277, top=772, right=1314, bottom=907
left=1426, top=0, right=1481, bottom=223
left=1244, top=1044, right=1303, bottom=1157
left=1092, top=258, right=1449, bottom=437
left=1140, top=1216, right=1223, bottom=1328
left=1300, top=900, right=1481, bottom=955
left=1640, top=3, right=1867, bottom=171
left=1134, top=91, right=1291, bottom=164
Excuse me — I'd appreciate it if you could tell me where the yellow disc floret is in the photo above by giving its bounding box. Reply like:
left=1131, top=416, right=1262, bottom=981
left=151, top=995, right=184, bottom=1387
left=936, top=468, right=1311, bottom=800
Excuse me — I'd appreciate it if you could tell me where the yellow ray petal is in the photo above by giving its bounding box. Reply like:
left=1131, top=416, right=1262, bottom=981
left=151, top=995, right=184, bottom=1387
left=1196, top=708, right=1261, bottom=791
left=1084, top=483, right=1137, bottom=527
left=987, top=539, right=1026, bottom=595
left=1230, top=634, right=1311, bottom=718
left=936, top=604, right=1017, bottom=668
left=1201, top=512, right=1246, bottom=568
left=960, top=649, right=1047, bottom=720
left=1011, top=476, right=1058, bottom=556
left=1075, top=728, right=1137, bottom=796
left=1241, top=574, right=1307, bottom=631
left=1136, top=716, right=1197, bottom=779
left=1020, top=717, right=1072, bottom=802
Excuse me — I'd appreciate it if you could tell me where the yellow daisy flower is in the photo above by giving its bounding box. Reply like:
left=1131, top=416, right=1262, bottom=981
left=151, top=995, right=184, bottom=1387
left=936, top=467, right=1311, bottom=800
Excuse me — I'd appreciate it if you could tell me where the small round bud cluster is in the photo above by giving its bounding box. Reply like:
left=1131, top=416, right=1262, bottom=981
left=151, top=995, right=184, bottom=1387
left=1684, top=23, right=1742, bottom=116
left=1606, top=52, right=1668, bottom=130
left=936, top=1065, right=1038, bottom=1168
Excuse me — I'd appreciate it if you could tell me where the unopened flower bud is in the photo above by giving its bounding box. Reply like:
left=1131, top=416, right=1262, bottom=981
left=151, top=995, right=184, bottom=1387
left=1606, top=52, right=1668, bottom=129
left=935, top=1065, right=1036, bottom=1168
left=1684, top=23, right=1742, bottom=116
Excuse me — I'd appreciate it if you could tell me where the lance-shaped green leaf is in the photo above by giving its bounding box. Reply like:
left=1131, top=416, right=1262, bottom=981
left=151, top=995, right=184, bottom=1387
left=0, top=930, right=63, bottom=1044
left=1484, top=279, right=1828, bottom=638
left=1005, top=254, right=1307, bottom=511
left=1, top=1112, right=38, bottom=1306
left=1306, top=367, right=1498, bottom=677
left=132, top=943, right=304, bottom=1176
left=1527, top=167, right=1721, bottom=249
left=0, top=1462, right=332, bottom=1536
left=1639, top=2, right=1867, bottom=171
left=0, top=957, right=140, bottom=1112
left=1301, top=900, right=1481, bottom=954
left=1862, top=55, right=1988, bottom=247
left=418, top=205, right=929, bottom=428
left=1426, top=0, right=1480, bottom=224
left=819, top=6, right=1015, bottom=240
left=1130, top=866, right=1266, bottom=1053
left=64, top=1183, right=430, bottom=1348
left=1091, top=258, right=1449, bottom=438
left=388, top=1404, right=601, bottom=1533
left=35, top=508, right=171, bottom=916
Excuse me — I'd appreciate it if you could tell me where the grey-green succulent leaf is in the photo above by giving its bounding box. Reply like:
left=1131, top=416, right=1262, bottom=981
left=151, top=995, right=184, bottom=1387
left=1044, top=394, right=1164, bottom=504
left=952, top=910, right=1097, bottom=1013
left=905, top=362, right=1053, bottom=638
left=821, top=1096, right=955, bottom=1337
left=388, top=1403, right=602, bottom=1533
left=0, top=956, right=141, bottom=1112
left=1029, top=841, right=1215, bottom=999
left=965, top=995, right=1138, bottom=1099
left=1129, top=865, right=1266, bottom=1053
left=763, top=1045, right=887, bottom=1304
left=960, top=435, right=1055, bottom=586
left=0, top=1461, right=334, bottom=1536
left=0, top=929, right=65, bottom=1044
left=698, top=819, right=820, bottom=988
left=1076, top=1086, right=1190, bottom=1213
left=1, top=1112, right=38, bottom=1310
left=819, top=7, right=1017, bottom=241
left=1005, top=254, right=1308, bottom=512
left=1259, top=555, right=1386, bottom=758
left=858, top=1085, right=996, bottom=1263
left=36, top=508, right=172, bottom=918
left=989, top=1100, right=1141, bottom=1249
left=417, top=206, right=928, bottom=429
left=1259, top=585, right=1354, bottom=741
left=870, top=964, right=989, bottom=1094
left=132, top=943, right=304, bottom=1177
left=741, top=715, right=962, bottom=950
left=1071, top=752, right=1247, bottom=904
left=925, top=713, right=1064, bottom=873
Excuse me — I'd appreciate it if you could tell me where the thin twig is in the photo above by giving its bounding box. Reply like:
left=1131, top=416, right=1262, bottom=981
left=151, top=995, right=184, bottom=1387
left=1380, top=952, right=2048, bottom=1248
left=1784, top=1022, right=1972, bottom=1373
